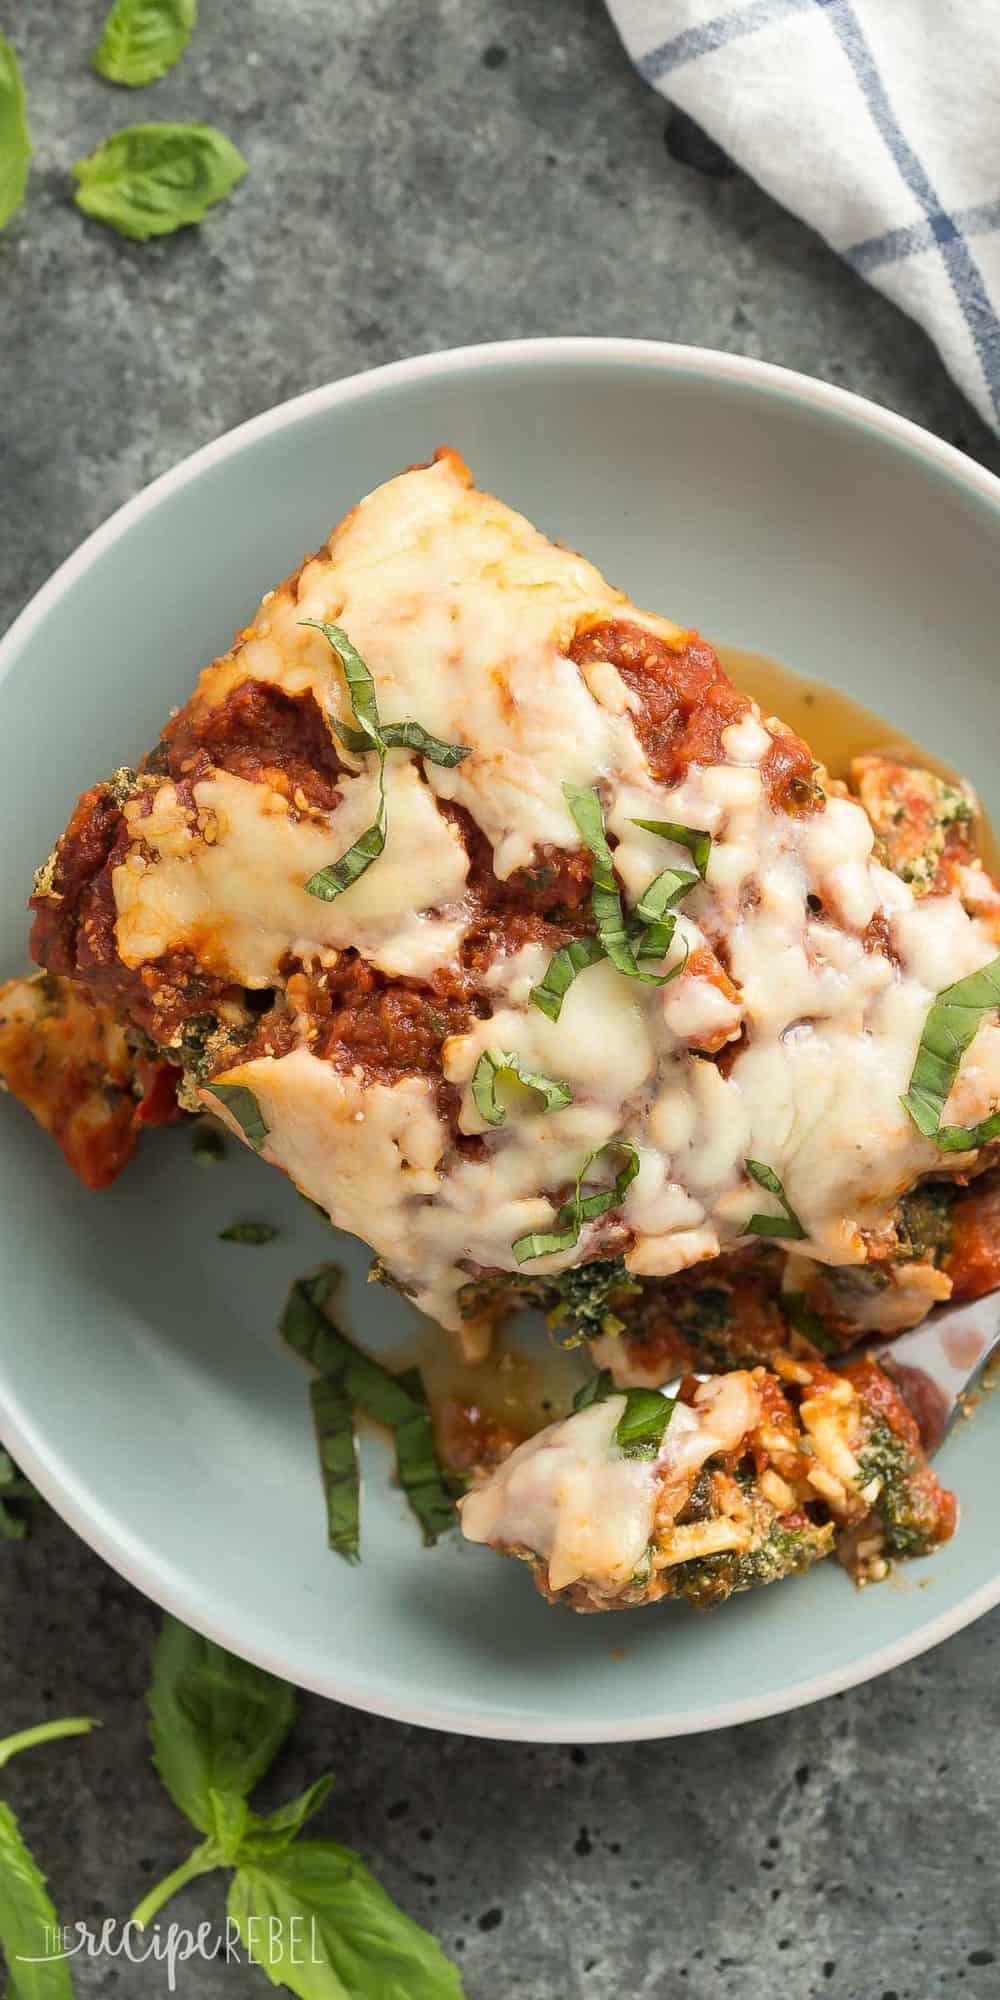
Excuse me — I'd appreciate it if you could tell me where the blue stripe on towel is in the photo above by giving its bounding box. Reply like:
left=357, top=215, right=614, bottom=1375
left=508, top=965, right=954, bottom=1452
left=638, top=0, right=811, bottom=82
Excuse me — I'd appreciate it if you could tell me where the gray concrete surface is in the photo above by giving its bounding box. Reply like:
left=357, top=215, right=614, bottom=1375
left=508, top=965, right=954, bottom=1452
left=2, top=2, right=999, bottom=1996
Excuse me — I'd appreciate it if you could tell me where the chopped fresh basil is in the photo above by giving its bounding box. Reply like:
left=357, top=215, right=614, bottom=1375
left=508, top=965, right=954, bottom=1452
left=305, top=742, right=387, bottom=902
left=218, top=1221, right=278, bottom=1245
left=744, top=1159, right=806, bottom=1240
left=634, top=867, right=699, bottom=928
left=613, top=1387, right=676, bottom=1459
left=630, top=818, right=712, bottom=878
left=781, top=1290, right=838, bottom=1353
left=207, top=1082, right=269, bottom=1154
left=529, top=935, right=605, bottom=1022
left=571, top=1371, right=674, bottom=1457
left=192, top=1121, right=226, bottom=1165
left=92, top=0, right=197, bottom=87
left=0, top=31, right=31, bottom=233
left=563, top=783, right=659, bottom=983
left=512, top=1138, right=640, bottom=1264
left=281, top=1274, right=456, bottom=1552
left=902, top=953, right=1000, bottom=1151
left=309, top=1378, right=360, bottom=1563
left=302, top=622, right=468, bottom=901
left=379, top=719, right=471, bottom=767
left=72, top=123, right=246, bottom=240
left=471, top=1049, right=572, bottom=1127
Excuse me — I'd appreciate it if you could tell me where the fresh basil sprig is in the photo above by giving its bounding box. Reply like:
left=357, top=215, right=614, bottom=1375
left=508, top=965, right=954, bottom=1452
left=512, top=1138, right=640, bottom=1264
left=0, top=1716, right=97, bottom=2000
left=471, top=1048, right=572, bottom=1127
left=529, top=789, right=698, bottom=1021
left=743, top=1159, right=806, bottom=1240
left=301, top=621, right=469, bottom=903
left=206, top=1081, right=269, bottom=1153
left=572, top=1370, right=675, bottom=1459
left=134, top=1618, right=464, bottom=1998
left=72, top=123, right=246, bottom=240
left=92, top=0, right=197, bottom=87
left=902, top=953, right=1000, bottom=1152
left=282, top=1270, right=456, bottom=1550
left=0, top=32, right=31, bottom=233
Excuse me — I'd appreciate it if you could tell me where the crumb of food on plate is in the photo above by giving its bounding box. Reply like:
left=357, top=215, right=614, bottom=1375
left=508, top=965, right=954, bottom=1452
left=0, top=969, right=180, bottom=1187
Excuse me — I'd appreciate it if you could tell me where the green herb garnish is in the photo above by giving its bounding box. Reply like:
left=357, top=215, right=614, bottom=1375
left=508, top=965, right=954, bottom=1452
left=528, top=935, right=605, bottom=1022
left=563, top=784, right=659, bottom=984
left=630, top=818, right=712, bottom=878
left=136, top=1617, right=463, bottom=1995
left=92, top=0, right=197, bottom=87
left=282, top=1273, right=456, bottom=1549
left=902, top=953, right=1000, bottom=1151
left=0, top=32, right=30, bottom=233
left=192, top=1121, right=226, bottom=1165
left=218, top=1221, right=278, bottom=1246
left=301, top=621, right=469, bottom=903
left=72, top=123, right=246, bottom=240
left=0, top=1717, right=96, bottom=1999
left=744, top=1159, right=806, bottom=1240
left=0, top=1449, right=36, bottom=1542
left=512, top=1138, right=640, bottom=1264
left=309, top=1378, right=360, bottom=1563
left=206, top=1081, right=268, bottom=1153
left=471, top=1048, right=572, bottom=1127
left=781, top=1290, right=838, bottom=1353
left=572, top=1370, right=675, bottom=1457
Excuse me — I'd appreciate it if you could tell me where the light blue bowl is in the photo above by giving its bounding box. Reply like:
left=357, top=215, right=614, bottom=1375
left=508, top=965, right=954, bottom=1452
left=3, top=340, right=999, bottom=1741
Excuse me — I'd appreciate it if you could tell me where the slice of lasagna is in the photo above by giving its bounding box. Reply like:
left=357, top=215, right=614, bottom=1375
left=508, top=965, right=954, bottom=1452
left=13, top=449, right=1000, bottom=1607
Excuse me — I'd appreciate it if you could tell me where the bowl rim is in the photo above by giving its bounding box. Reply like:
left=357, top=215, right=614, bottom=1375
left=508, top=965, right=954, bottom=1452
left=4, top=335, right=1000, bottom=1742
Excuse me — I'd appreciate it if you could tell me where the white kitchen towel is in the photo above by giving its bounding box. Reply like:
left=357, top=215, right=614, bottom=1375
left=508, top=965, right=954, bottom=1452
left=605, top=0, right=1000, bottom=431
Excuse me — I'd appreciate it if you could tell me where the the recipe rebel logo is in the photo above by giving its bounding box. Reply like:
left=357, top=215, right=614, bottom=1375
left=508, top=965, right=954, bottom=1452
left=18, top=1916, right=323, bottom=1990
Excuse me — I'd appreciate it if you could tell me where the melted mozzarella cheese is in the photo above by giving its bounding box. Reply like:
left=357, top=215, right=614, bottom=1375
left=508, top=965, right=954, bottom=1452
left=114, top=761, right=469, bottom=983
left=117, top=450, right=1000, bottom=1331
left=458, top=1396, right=659, bottom=1593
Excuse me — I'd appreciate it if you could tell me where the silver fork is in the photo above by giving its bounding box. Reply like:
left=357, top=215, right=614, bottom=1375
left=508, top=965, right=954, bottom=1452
left=663, top=1291, right=1000, bottom=1453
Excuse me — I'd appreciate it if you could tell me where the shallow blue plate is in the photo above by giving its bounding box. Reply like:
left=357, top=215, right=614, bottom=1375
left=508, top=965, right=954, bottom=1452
left=3, top=340, right=999, bottom=1740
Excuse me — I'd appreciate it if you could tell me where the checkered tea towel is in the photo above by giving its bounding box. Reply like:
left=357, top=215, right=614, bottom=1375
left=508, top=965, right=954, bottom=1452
left=605, top=0, right=1000, bottom=431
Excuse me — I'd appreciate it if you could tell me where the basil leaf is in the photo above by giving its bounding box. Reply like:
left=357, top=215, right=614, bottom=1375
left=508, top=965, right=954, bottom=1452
left=471, top=1049, right=572, bottom=1127
left=0, top=1450, right=34, bottom=1542
left=379, top=720, right=471, bottom=768
left=0, top=1799, right=73, bottom=2000
left=301, top=621, right=382, bottom=746
left=634, top=868, right=699, bottom=928
left=902, top=953, right=1000, bottom=1150
left=208, top=1789, right=251, bottom=1868
left=309, top=1378, right=360, bottom=1564
left=206, top=1081, right=269, bottom=1153
left=630, top=818, right=712, bottom=878
left=614, top=1389, right=676, bottom=1459
left=744, top=1158, right=806, bottom=1240
left=512, top=1138, right=640, bottom=1264
left=72, top=123, right=246, bottom=240
left=0, top=32, right=31, bottom=233
left=305, top=742, right=386, bottom=902
left=563, top=783, right=657, bottom=983
left=227, top=1841, right=464, bottom=2000
left=282, top=1277, right=456, bottom=1545
left=148, top=1618, right=296, bottom=1836
left=235, top=1777, right=334, bottom=1863
left=529, top=935, right=605, bottom=1022
left=92, top=0, right=197, bottom=87
left=782, top=1290, right=839, bottom=1354
left=218, top=1221, right=278, bottom=1245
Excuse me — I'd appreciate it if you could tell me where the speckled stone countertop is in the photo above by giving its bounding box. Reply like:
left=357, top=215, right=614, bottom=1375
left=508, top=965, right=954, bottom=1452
left=2, top=4, right=999, bottom=1996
